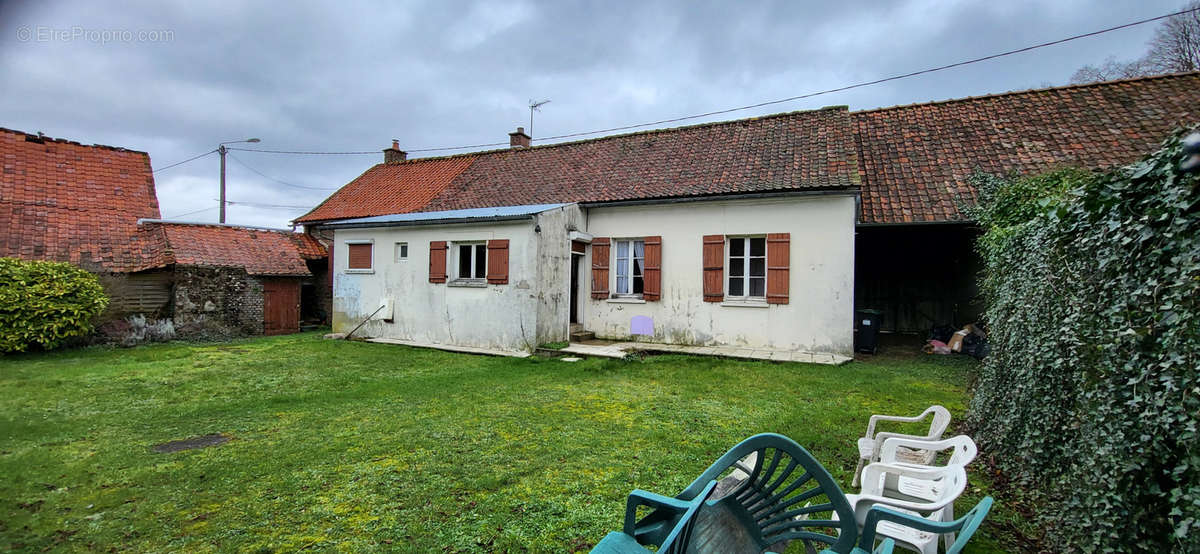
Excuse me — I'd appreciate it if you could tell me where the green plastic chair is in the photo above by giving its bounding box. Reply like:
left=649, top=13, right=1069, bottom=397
left=858, top=496, right=994, bottom=554
left=591, top=433, right=895, bottom=554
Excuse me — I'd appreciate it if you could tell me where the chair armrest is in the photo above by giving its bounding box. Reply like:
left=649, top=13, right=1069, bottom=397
left=622, top=489, right=693, bottom=535
left=860, top=505, right=961, bottom=547
left=865, top=412, right=930, bottom=438
left=857, top=463, right=964, bottom=511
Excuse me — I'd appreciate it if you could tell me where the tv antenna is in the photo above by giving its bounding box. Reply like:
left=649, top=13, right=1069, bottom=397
left=528, top=99, right=551, bottom=139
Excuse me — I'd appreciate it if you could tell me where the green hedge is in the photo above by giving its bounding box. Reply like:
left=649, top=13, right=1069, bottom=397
left=0, top=258, right=109, bottom=353
left=966, top=130, right=1199, bottom=551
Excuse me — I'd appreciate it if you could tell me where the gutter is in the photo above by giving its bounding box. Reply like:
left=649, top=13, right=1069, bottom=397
left=319, top=213, right=539, bottom=230
left=579, top=188, right=857, bottom=209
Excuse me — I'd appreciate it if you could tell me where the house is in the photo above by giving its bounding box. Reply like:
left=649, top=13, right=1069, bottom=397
left=299, top=109, right=860, bottom=357
left=297, top=72, right=1200, bottom=357
left=0, top=127, right=328, bottom=337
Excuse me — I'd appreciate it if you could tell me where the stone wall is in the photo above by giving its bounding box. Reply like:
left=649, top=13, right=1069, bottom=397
left=173, top=266, right=264, bottom=338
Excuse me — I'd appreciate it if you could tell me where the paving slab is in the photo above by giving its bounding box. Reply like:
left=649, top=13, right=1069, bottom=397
left=366, top=338, right=531, bottom=358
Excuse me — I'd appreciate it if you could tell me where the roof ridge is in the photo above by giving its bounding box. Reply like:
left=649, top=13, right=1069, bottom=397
left=392, top=105, right=851, bottom=163
left=0, top=126, right=150, bottom=155
left=139, top=219, right=300, bottom=233
left=852, top=71, right=1200, bottom=115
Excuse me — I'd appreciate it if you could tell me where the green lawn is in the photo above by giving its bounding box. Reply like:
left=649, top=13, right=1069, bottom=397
left=0, top=332, right=1016, bottom=552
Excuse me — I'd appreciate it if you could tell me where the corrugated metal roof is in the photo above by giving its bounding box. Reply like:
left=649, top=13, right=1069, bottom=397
left=325, top=203, right=570, bottom=227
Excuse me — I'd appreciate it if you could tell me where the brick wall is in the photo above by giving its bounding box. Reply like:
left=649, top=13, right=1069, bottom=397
left=173, top=266, right=264, bottom=338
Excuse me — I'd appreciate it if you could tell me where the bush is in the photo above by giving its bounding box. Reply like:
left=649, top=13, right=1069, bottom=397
left=967, top=129, right=1199, bottom=551
left=0, top=258, right=109, bottom=353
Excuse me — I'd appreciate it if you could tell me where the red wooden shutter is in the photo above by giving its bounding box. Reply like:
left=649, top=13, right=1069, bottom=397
left=591, top=238, right=610, bottom=299
left=643, top=236, right=662, bottom=301
left=487, top=239, right=509, bottom=284
left=429, top=241, right=448, bottom=283
left=766, top=233, right=790, bottom=304
left=347, top=243, right=372, bottom=269
left=702, top=235, right=724, bottom=302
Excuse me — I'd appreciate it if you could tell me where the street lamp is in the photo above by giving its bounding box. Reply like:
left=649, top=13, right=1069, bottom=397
left=218, top=138, right=261, bottom=223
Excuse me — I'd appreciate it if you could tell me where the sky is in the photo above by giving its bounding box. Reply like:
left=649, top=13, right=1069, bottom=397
left=0, top=0, right=1188, bottom=229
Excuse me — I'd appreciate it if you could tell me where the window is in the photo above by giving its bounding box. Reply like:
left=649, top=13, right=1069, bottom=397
left=347, top=241, right=373, bottom=271
left=455, top=242, right=487, bottom=280
left=614, top=239, right=644, bottom=295
left=394, top=242, right=408, bottom=262
left=727, top=237, right=766, bottom=299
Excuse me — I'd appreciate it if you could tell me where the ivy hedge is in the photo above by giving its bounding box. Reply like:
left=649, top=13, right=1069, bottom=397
left=966, top=130, right=1199, bottom=551
left=0, top=258, right=109, bottom=353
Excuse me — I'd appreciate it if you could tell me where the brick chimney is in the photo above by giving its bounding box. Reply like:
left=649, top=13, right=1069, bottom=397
left=509, top=127, right=531, bottom=149
left=383, top=139, right=407, bottom=163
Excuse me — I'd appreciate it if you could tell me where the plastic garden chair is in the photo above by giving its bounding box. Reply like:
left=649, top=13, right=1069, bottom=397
left=877, top=435, right=977, bottom=550
left=592, top=433, right=895, bottom=553
left=852, top=405, right=951, bottom=488
left=859, top=496, right=994, bottom=554
left=845, top=463, right=967, bottom=554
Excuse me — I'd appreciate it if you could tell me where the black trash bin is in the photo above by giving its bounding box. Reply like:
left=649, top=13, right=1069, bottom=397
left=855, top=309, right=882, bottom=354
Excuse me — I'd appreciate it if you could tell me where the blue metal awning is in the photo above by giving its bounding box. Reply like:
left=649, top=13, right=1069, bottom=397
left=323, top=203, right=570, bottom=228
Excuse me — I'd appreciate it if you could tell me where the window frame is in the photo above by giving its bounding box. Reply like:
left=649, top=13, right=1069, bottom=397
left=612, top=238, right=645, bottom=297
left=725, top=236, right=767, bottom=302
left=452, top=241, right=488, bottom=282
left=345, top=239, right=374, bottom=274
left=394, top=242, right=408, bottom=263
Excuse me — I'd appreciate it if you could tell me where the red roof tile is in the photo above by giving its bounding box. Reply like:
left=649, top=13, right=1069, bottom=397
left=295, top=156, right=476, bottom=223
left=853, top=72, right=1200, bottom=224
left=0, top=128, right=169, bottom=272
left=154, top=222, right=326, bottom=276
left=295, top=106, right=858, bottom=222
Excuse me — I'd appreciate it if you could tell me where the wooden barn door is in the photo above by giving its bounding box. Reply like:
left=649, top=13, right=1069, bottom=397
left=262, top=278, right=300, bottom=335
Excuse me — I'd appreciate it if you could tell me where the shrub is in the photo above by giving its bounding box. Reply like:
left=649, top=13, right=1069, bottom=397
left=967, top=129, right=1199, bottom=551
left=0, top=258, right=109, bottom=353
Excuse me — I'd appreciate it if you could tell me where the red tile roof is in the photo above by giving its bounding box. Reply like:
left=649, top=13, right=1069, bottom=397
left=295, top=106, right=858, bottom=222
left=1, top=128, right=169, bottom=272
left=299, top=72, right=1200, bottom=226
left=853, top=72, right=1200, bottom=224
left=153, top=222, right=326, bottom=276
left=295, top=156, right=476, bottom=223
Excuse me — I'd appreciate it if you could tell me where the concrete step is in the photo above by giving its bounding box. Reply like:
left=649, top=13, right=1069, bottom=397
left=570, top=330, right=595, bottom=342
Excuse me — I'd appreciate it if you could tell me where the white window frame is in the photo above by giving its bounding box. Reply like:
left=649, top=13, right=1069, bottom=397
left=344, top=239, right=374, bottom=274
left=725, top=236, right=766, bottom=301
left=394, top=242, right=408, bottom=262
left=453, top=241, right=488, bottom=282
left=612, top=238, right=645, bottom=297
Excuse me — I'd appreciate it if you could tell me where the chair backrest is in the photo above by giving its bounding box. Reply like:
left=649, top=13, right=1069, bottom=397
left=879, top=435, right=977, bottom=468
left=859, top=496, right=994, bottom=554
left=925, top=405, right=952, bottom=437
left=860, top=463, right=967, bottom=509
left=683, top=433, right=859, bottom=553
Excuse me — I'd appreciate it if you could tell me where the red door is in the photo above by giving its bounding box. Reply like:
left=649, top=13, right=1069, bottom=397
left=262, top=279, right=300, bottom=335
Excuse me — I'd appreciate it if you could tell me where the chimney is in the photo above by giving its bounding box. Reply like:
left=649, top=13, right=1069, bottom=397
left=383, top=139, right=407, bottom=163
left=509, top=127, right=531, bottom=149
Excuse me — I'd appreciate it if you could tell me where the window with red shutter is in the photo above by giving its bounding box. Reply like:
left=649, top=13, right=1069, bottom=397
left=643, top=236, right=662, bottom=301
left=347, top=242, right=373, bottom=270
left=702, top=235, right=724, bottom=302
left=486, top=239, right=509, bottom=284
left=429, top=241, right=448, bottom=283
left=766, top=233, right=790, bottom=304
left=591, top=238, right=610, bottom=299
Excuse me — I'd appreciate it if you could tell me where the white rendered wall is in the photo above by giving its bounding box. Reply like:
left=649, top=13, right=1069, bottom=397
left=580, top=195, right=856, bottom=355
left=331, top=219, right=541, bottom=352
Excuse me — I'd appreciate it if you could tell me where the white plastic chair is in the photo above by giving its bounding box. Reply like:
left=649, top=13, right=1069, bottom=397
left=846, top=463, right=968, bottom=554
left=852, top=405, right=951, bottom=488
left=877, top=435, right=977, bottom=550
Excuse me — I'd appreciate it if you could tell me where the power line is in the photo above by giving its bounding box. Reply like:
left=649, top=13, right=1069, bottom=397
left=219, top=6, right=1199, bottom=156
left=227, top=153, right=339, bottom=190
left=153, top=148, right=216, bottom=173
left=223, top=199, right=314, bottom=210
left=164, top=206, right=218, bottom=219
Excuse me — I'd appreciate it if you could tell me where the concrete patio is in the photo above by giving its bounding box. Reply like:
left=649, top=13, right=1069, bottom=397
left=559, top=340, right=852, bottom=365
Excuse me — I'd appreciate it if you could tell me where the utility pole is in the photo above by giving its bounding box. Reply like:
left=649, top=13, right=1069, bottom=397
left=217, top=137, right=260, bottom=223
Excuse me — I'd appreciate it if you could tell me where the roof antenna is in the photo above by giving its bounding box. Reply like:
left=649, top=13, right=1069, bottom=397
left=528, top=99, right=550, bottom=140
